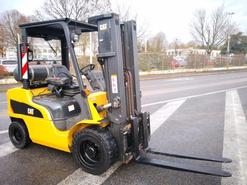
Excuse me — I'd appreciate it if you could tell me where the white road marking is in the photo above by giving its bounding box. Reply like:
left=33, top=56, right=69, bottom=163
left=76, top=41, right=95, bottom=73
left=0, top=142, right=18, bottom=158
left=57, top=99, right=186, bottom=185
left=58, top=162, right=122, bottom=185
left=0, top=101, right=7, bottom=104
left=222, top=90, right=247, bottom=185
left=150, top=99, right=186, bottom=134
left=142, top=84, right=247, bottom=107
left=0, top=130, right=8, bottom=135
left=168, top=77, right=194, bottom=82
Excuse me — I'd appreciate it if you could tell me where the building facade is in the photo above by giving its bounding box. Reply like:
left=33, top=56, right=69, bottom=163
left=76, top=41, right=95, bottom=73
left=166, top=48, right=221, bottom=59
left=4, top=38, right=91, bottom=60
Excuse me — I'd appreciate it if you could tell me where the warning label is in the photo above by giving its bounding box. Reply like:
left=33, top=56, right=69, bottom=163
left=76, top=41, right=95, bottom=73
left=111, top=74, right=118, bottom=94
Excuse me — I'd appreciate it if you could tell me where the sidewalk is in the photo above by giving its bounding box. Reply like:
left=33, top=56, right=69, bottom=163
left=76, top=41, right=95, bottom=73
left=1, top=66, right=247, bottom=92
left=0, top=84, right=21, bottom=92
left=140, top=66, right=247, bottom=80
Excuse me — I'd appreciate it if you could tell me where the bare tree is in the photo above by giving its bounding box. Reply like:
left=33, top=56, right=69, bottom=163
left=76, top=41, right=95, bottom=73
left=147, top=32, right=167, bottom=52
left=183, top=41, right=198, bottom=48
left=169, top=39, right=197, bottom=50
left=0, top=10, right=29, bottom=47
left=169, top=38, right=181, bottom=49
left=36, top=0, right=111, bottom=21
left=115, top=3, right=134, bottom=22
left=114, top=3, right=148, bottom=40
left=191, top=6, right=238, bottom=55
left=35, top=0, right=111, bottom=62
left=0, top=23, right=6, bottom=57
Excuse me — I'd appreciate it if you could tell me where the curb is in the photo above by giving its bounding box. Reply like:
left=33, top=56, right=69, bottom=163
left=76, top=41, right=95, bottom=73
left=0, top=78, right=17, bottom=85
left=1, top=67, right=247, bottom=92
left=140, top=68, right=247, bottom=81
left=140, top=66, right=247, bottom=75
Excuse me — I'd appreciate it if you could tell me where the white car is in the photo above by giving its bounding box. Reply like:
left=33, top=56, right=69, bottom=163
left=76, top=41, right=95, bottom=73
left=0, top=59, right=17, bottom=73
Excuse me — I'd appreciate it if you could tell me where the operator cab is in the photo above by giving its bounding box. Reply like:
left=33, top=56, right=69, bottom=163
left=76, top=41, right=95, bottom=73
left=14, top=18, right=105, bottom=130
left=15, top=18, right=100, bottom=92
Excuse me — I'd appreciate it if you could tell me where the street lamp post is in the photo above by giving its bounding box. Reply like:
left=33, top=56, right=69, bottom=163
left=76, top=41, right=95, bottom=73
left=226, top=12, right=235, bottom=68
left=226, top=12, right=235, bottom=55
left=227, top=35, right=231, bottom=55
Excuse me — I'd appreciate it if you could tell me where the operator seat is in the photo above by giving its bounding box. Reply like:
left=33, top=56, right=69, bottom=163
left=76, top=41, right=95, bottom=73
left=47, top=64, right=80, bottom=96
left=14, top=64, right=80, bottom=96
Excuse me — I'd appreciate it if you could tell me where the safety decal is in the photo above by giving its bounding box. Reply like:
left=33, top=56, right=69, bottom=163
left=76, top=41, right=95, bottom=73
left=21, top=47, right=28, bottom=79
left=10, top=100, right=43, bottom=118
left=111, top=74, right=118, bottom=94
left=68, top=104, right=75, bottom=112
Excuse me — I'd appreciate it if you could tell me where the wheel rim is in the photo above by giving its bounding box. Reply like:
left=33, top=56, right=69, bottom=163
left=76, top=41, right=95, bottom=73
left=12, top=128, right=23, bottom=143
left=79, top=140, right=101, bottom=167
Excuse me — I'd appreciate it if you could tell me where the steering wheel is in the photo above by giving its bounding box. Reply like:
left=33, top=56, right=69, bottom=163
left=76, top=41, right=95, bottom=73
left=80, top=64, right=95, bottom=75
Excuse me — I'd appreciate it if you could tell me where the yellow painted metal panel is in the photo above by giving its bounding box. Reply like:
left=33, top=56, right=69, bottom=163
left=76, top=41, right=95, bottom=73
left=6, top=87, right=109, bottom=153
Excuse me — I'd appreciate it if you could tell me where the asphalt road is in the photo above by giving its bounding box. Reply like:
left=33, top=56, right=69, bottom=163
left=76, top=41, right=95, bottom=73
left=0, top=70, right=247, bottom=185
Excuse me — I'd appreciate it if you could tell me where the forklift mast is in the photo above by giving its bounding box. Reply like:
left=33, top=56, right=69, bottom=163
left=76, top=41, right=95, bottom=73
left=89, top=14, right=150, bottom=161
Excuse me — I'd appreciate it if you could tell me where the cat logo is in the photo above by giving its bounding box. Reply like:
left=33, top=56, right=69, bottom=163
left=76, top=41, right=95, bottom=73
left=27, top=108, right=34, bottom=115
left=99, top=23, right=107, bottom=31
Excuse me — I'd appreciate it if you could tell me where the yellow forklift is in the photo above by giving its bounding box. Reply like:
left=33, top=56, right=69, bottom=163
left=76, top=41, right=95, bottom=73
left=7, top=13, right=232, bottom=176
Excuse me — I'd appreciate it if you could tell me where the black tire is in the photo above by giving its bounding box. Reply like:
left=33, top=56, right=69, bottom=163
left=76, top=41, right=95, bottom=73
left=72, top=127, right=117, bottom=175
left=9, top=121, right=31, bottom=149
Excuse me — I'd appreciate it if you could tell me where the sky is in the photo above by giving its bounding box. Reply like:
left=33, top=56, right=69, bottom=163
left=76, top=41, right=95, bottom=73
left=0, top=0, right=247, bottom=43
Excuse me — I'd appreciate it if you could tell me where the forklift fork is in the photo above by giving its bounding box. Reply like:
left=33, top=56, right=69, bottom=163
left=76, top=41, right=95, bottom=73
left=131, top=113, right=232, bottom=177
left=135, top=155, right=231, bottom=177
left=133, top=116, right=231, bottom=177
left=146, top=148, right=232, bottom=163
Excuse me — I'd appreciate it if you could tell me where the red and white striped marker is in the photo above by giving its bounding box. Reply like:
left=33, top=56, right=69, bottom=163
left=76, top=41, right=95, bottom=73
left=21, top=48, right=28, bottom=79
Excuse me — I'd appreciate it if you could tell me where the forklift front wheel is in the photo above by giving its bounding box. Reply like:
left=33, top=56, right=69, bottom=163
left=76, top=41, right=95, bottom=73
left=72, top=127, right=117, bottom=175
left=9, top=121, right=31, bottom=149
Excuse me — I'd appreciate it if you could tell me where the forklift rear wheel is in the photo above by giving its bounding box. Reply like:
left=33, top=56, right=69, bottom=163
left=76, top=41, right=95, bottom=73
left=72, top=127, right=117, bottom=175
left=9, top=121, right=31, bottom=149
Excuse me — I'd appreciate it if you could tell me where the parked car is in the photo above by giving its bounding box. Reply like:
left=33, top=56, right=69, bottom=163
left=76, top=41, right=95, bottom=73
left=171, top=59, right=180, bottom=68
left=0, top=59, right=17, bottom=73
left=171, top=57, right=188, bottom=68
left=176, top=58, right=187, bottom=67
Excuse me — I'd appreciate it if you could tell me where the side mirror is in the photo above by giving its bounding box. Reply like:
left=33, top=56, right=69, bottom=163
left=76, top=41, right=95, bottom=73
left=71, top=29, right=81, bottom=42
left=71, top=33, right=80, bottom=42
left=27, top=49, right=33, bottom=61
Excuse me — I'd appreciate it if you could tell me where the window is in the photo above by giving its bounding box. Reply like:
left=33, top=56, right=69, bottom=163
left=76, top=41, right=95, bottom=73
left=2, top=60, right=17, bottom=65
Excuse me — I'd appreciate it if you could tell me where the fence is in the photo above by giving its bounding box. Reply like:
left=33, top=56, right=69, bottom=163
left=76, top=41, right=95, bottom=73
left=138, top=53, right=247, bottom=71
left=1, top=53, right=247, bottom=79
left=23, top=53, right=247, bottom=73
